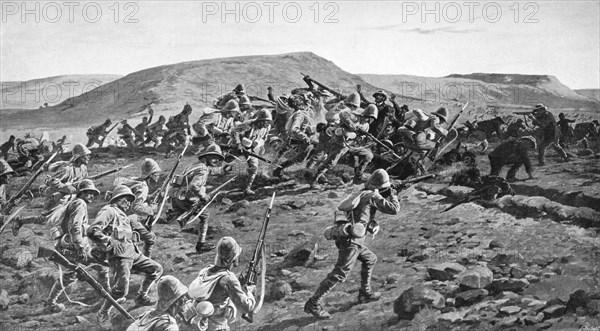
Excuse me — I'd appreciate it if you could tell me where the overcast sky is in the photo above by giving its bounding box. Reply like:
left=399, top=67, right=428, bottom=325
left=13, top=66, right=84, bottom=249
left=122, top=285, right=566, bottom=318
left=1, top=1, right=599, bottom=89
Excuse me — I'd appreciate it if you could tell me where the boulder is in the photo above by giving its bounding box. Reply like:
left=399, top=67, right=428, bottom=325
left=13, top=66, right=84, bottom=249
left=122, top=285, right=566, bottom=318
left=289, top=200, right=307, bottom=209
left=1, top=247, right=33, bottom=269
left=458, top=267, right=494, bottom=289
left=394, top=286, right=445, bottom=319
left=454, top=289, right=488, bottom=307
left=281, top=241, right=318, bottom=268
left=327, top=192, right=339, bottom=199
left=227, top=200, right=250, bottom=213
left=16, top=267, right=57, bottom=302
left=8, top=293, right=29, bottom=305
left=268, top=280, right=292, bottom=301
left=386, top=274, right=402, bottom=285
left=232, top=217, right=249, bottom=228
left=488, top=239, right=504, bottom=249
left=499, top=306, right=522, bottom=315
left=0, top=289, right=9, bottom=310
left=490, top=253, right=525, bottom=267
left=491, top=278, right=529, bottom=293
left=427, top=263, right=466, bottom=281
left=172, top=253, right=189, bottom=264
left=543, top=305, right=566, bottom=319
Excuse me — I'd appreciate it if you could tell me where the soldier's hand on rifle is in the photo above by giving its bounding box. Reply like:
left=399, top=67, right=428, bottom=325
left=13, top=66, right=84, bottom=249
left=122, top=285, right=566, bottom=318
left=245, top=284, right=256, bottom=294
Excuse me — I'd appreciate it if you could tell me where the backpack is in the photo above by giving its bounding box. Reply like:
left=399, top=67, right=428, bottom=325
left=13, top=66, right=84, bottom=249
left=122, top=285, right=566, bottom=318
left=188, top=266, right=231, bottom=301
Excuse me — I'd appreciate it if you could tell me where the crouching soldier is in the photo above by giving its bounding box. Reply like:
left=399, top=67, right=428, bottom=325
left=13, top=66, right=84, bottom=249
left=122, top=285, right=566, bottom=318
left=488, top=136, right=537, bottom=182
left=187, top=236, right=256, bottom=331
left=86, top=119, right=113, bottom=148
left=166, top=144, right=224, bottom=253
left=305, top=169, right=400, bottom=319
left=88, top=185, right=163, bottom=323
left=44, top=180, right=109, bottom=313
left=127, top=275, right=188, bottom=331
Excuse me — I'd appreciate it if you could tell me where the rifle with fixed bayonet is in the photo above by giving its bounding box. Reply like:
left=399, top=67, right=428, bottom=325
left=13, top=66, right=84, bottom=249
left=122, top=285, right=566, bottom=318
left=37, top=247, right=134, bottom=320
left=300, top=73, right=344, bottom=99
left=391, top=174, right=435, bottom=191
left=88, top=164, right=133, bottom=181
left=358, top=129, right=403, bottom=160
left=220, top=144, right=283, bottom=169
left=426, top=102, right=469, bottom=161
left=176, top=176, right=238, bottom=228
left=240, top=192, right=275, bottom=323
left=249, top=95, right=276, bottom=105
left=0, top=152, right=58, bottom=235
left=98, top=122, right=119, bottom=148
left=145, top=143, right=189, bottom=230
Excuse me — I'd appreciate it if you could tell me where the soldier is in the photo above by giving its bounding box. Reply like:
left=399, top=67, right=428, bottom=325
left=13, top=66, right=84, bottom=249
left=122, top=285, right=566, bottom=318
left=272, top=95, right=317, bottom=178
left=488, top=136, right=537, bottom=182
left=230, top=109, right=272, bottom=195
left=529, top=104, right=568, bottom=165
left=0, top=160, right=15, bottom=229
left=54, top=135, right=68, bottom=154
left=187, top=236, right=256, bottom=330
left=11, top=143, right=92, bottom=236
left=126, top=275, right=188, bottom=331
left=167, top=144, right=224, bottom=253
left=267, top=86, right=275, bottom=102
left=192, top=100, right=241, bottom=149
left=164, top=105, right=193, bottom=157
left=86, top=119, right=113, bottom=148
left=238, top=95, right=255, bottom=122
left=505, top=118, right=527, bottom=138
left=44, top=180, right=109, bottom=313
left=357, top=88, right=394, bottom=137
left=557, top=113, right=575, bottom=147
left=117, top=120, right=139, bottom=154
left=305, top=169, right=400, bottom=319
left=0, top=135, right=16, bottom=160
left=113, top=158, right=162, bottom=256
left=146, top=116, right=168, bottom=147
left=397, top=107, right=449, bottom=151
left=214, top=84, right=246, bottom=109
left=310, top=94, right=377, bottom=187
left=389, top=94, right=409, bottom=130
left=89, top=185, right=163, bottom=323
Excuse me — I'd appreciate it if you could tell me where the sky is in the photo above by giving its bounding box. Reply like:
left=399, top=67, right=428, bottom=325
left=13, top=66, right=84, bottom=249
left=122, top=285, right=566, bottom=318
left=1, top=1, right=599, bottom=89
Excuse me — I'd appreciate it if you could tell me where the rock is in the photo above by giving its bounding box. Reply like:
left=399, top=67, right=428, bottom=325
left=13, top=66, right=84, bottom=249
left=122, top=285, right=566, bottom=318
left=490, top=253, right=525, bottom=267
left=227, top=200, right=250, bottom=213
left=455, top=289, right=488, bottom=307
left=172, top=253, right=189, bottom=264
left=16, top=267, right=57, bottom=302
left=281, top=241, right=318, bottom=268
left=289, top=199, right=307, bottom=209
left=274, top=249, right=289, bottom=257
left=221, top=198, right=233, bottom=206
left=525, top=274, right=540, bottom=283
left=491, top=278, right=530, bottom=293
left=281, top=269, right=292, bottom=276
left=397, top=246, right=419, bottom=257
left=1, top=247, right=33, bottom=269
left=498, top=316, right=518, bottom=326
left=458, top=266, right=494, bottom=289
left=289, top=230, right=311, bottom=237
left=500, top=306, right=522, bottom=315
left=75, top=316, right=90, bottom=324
left=407, top=252, right=429, bottom=262
left=394, top=286, right=445, bottom=319
left=543, top=305, right=566, bottom=319
left=438, top=311, right=464, bottom=323
left=0, top=289, right=9, bottom=310
left=232, top=217, right=249, bottom=228
left=510, top=267, right=527, bottom=278
left=488, top=239, right=504, bottom=249
left=567, top=289, right=588, bottom=311
left=269, top=280, right=292, bottom=300
left=542, top=272, right=556, bottom=278
left=524, top=312, right=545, bottom=325
left=427, top=263, right=466, bottom=281
left=22, top=321, right=41, bottom=328
left=327, top=192, right=339, bottom=199
left=280, top=205, right=292, bottom=211
left=386, top=274, right=402, bottom=285
left=8, top=293, right=29, bottom=304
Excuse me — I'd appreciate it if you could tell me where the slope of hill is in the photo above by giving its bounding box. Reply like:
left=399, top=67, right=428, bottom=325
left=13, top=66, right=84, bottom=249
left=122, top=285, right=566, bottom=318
left=359, top=73, right=600, bottom=122
left=576, top=89, right=600, bottom=102
left=0, top=74, right=122, bottom=110
left=0, top=52, right=385, bottom=130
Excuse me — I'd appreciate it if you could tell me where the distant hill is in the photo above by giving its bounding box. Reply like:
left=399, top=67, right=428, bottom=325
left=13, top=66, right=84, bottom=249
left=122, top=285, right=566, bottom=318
left=576, top=89, right=600, bottom=102
left=0, top=74, right=122, bottom=110
left=0, top=52, right=386, bottom=130
left=359, top=73, right=600, bottom=123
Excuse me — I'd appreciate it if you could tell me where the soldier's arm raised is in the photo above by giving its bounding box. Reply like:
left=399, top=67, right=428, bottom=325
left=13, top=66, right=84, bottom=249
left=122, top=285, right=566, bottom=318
left=224, top=274, right=257, bottom=314
left=372, top=190, right=400, bottom=215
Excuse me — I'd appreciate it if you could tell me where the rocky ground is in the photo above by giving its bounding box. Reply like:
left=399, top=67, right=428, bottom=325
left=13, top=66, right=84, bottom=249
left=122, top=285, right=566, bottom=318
left=1, top=144, right=599, bottom=331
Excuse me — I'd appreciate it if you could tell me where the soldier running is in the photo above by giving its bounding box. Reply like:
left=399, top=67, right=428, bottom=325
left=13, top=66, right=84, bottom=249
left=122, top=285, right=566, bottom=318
left=89, top=185, right=163, bottom=323
left=146, top=115, right=168, bottom=147
left=529, top=104, right=568, bottom=165
left=305, top=169, right=400, bottom=319
left=86, top=119, right=113, bottom=148
left=164, top=105, right=193, bottom=157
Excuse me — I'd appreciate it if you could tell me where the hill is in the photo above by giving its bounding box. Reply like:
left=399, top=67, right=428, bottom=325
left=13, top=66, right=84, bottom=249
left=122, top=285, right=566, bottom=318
left=0, top=52, right=385, bottom=130
left=359, top=73, right=600, bottom=123
left=576, top=89, right=600, bottom=102
left=0, top=74, right=122, bottom=110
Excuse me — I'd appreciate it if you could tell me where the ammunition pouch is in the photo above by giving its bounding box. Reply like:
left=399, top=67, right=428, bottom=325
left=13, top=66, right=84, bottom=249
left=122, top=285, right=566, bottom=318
left=324, top=222, right=366, bottom=240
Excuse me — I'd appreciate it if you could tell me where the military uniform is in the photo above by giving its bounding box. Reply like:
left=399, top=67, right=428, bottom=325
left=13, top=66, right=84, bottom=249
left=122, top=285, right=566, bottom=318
left=530, top=104, right=568, bottom=164
left=505, top=119, right=526, bottom=138
left=146, top=117, right=168, bottom=146
left=305, top=170, right=400, bottom=319
left=86, top=120, right=112, bottom=147
left=488, top=137, right=535, bottom=181
left=164, top=106, right=192, bottom=154
left=397, top=108, right=448, bottom=151
left=273, top=108, right=316, bottom=177
left=0, top=136, right=16, bottom=160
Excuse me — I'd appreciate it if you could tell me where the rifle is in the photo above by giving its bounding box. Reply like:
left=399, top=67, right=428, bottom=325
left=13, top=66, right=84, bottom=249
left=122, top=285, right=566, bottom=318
left=442, top=193, right=481, bottom=213
left=249, top=95, right=276, bottom=105
left=84, top=164, right=133, bottom=182
left=176, top=176, right=238, bottom=228
left=426, top=102, right=469, bottom=161
left=391, top=174, right=435, bottom=190
left=98, top=122, right=119, bottom=148
left=513, top=111, right=533, bottom=115
left=37, top=247, right=134, bottom=321
left=359, top=130, right=402, bottom=160
left=240, top=192, right=275, bottom=323
left=145, top=143, right=189, bottom=230
left=220, top=144, right=283, bottom=169
left=300, top=73, right=344, bottom=99
left=0, top=152, right=58, bottom=234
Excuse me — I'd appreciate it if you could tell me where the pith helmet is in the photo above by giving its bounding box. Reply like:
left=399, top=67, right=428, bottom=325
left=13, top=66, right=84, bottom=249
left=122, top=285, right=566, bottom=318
left=198, top=144, right=224, bottom=161
left=253, top=109, right=273, bottom=122
left=233, top=84, right=245, bottom=93
left=533, top=104, right=547, bottom=113
left=365, top=169, right=391, bottom=190
left=0, top=159, right=15, bottom=176
left=239, top=95, right=252, bottom=108
left=275, top=96, right=292, bottom=114
left=519, top=135, right=537, bottom=150
left=77, top=179, right=100, bottom=196
left=183, top=104, right=193, bottom=115
left=344, top=92, right=361, bottom=108
left=221, top=100, right=241, bottom=114
left=361, top=104, right=379, bottom=120
left=104, top=119, right=112, bottom=125
left=141, top=158, right=161, bottom=178
left=432, top=107, right=449, bottom=123
left=71, top=143, right=91, bottom=162
left=159, top=115, right=166, bottom=123
left=214, top=236, right=242, bottom=267
left=155, top=275, right=188, bottom=312
left=110, top=185, right=135, bottom=203
left=373, top=91, right=388, bottom=100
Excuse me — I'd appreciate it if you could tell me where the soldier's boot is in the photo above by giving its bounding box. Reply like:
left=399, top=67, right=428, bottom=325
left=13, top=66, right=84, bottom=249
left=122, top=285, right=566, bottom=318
left=244, top=174, right=257, bottom=196
left=96, top=300, right=113, bottom=324
left=135, top=278, right=157, bottom=306
left=358, top=263, right=380, bottom=303
left=195, top=218, right=215, bottom=253
left=304, top=277, right=337, bottom=319
left=43, top=281, right=66, bottom=313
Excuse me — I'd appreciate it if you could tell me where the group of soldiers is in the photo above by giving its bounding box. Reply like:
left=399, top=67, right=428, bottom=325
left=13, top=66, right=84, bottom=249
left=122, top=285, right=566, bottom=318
left=1, top=77, right=599, bottom=330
